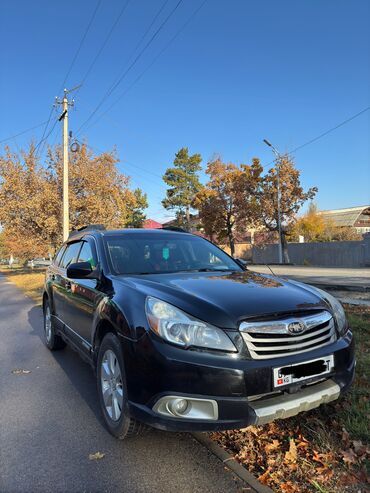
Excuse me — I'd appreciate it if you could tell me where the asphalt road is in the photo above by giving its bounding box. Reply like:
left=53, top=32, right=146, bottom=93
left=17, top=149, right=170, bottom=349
left=249, top=265, right=370, bottom=290
left=0, top=276, right=244, bottom=493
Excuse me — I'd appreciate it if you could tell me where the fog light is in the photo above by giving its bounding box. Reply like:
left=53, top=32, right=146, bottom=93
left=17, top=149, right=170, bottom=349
left=153, top=395, right=219, bottom=420
left=167, top=398, right=189, bottom=416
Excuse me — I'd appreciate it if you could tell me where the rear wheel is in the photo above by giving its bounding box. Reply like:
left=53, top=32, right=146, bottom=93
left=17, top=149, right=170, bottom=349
left=43, top=299, right=66, bottom=350
left=96, top=332, right=149, bottom=439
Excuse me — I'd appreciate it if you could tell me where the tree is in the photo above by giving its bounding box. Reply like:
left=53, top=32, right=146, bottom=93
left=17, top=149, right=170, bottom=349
left=291, top=202, right=326, bottom=242
left=162, top=147, right=202, bottom=229
left=125, top=188, right=148, bottom=228
left=0, top=142, right=146, bottom=260
left=256, top=155, right=317, bottom=262
left=193, top=158, right=262, bottom=256
left=292, top=204, right=362, bottom=242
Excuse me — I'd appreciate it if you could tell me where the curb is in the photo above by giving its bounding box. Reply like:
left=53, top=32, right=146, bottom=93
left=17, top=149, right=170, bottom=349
left=311, top=283, right=370, bottom=293
left=192, top=432, right=274, bottom=493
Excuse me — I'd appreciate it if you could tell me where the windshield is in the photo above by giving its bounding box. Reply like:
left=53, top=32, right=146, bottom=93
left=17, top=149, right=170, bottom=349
left=104, top=233, right=242, bottom=275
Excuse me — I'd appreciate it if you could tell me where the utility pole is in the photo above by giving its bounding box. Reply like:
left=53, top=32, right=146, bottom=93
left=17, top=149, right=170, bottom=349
left=263, top=139, right=283, bottom=264
left=56, top=87, right=78, bottom=241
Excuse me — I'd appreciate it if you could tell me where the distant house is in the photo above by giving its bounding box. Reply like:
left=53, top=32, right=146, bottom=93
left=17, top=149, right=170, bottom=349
left=143, top=219, right=162, bottom=229
left=320, top=205, right=370, bottom=234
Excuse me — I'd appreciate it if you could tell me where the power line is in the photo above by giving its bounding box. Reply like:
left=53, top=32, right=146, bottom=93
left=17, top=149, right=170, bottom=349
left=34, top=116, right=59, bottom=154
left=76, top=0, right=184, bottom=136
left=77, top=0, right=131, bottom=92
left=36, top=105, right=56, bottom=158
left=74, top=139, right=164, bottom=185
left=36, top=0, right=101, bottom=157
left=82, top=0, right=208, bottom=134
left=59, top=0, right=102, bottom=94
left=290, top=106, right=370, bottom=154
left=0, top=121, right=48, bottom=144
left=264, top=105, right=370, bottom=168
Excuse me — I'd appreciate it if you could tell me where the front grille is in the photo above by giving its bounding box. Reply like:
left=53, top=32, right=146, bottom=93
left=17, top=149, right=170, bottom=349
left=239, top=311, right=336, bottom=359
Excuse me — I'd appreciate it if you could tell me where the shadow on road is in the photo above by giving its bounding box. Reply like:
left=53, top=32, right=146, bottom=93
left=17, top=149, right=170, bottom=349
left=27, top=305, right=109, bottom=429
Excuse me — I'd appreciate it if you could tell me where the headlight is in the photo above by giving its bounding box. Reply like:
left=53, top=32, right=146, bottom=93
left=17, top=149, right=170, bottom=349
left=317, top=288, right=348, bottom=335
left=145, top=296, right=237, bottom=352
left=307, top=286, right=348, bottom=336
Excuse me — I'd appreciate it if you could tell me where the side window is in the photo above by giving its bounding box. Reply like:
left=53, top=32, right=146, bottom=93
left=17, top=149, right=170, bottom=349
left=53, top=246, right=66, bottom=266
left=78, top=241, right=97, bottom=268
left=60, top=242, right=82, bottom=269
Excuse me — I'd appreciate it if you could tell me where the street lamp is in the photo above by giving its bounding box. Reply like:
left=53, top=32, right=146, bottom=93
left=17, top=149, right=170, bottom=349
left=263, top=139, right=283, bottom=264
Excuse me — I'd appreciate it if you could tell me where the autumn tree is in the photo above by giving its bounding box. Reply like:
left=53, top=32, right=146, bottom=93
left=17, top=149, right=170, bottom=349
left=256, top=155, right=317, bottom=262
left=162, top=147, right=202, bottom=229
left=291, top=203, right=326, bottom=242
left=0, top=143, right=147, bottom=260
left=193, top=158, right=263, bottom=256
left=292, top=203, right=362, bottom=242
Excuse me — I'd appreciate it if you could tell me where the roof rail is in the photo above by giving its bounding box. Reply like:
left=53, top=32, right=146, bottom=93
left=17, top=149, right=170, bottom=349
left=67, top=224, right=106, bottom=240
left=161, top=226, right=188, bottom=233
left=76, top=224, right=106, bottom=232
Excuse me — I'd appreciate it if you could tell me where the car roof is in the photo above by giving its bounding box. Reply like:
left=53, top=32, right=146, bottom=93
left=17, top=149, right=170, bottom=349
left=66, top=228, right=192, bottom=243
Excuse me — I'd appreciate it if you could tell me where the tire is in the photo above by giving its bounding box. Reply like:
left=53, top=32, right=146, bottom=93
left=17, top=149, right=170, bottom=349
left=96, top=332, right=149, bottom=439
left=43, top=299, right=66, bottom=350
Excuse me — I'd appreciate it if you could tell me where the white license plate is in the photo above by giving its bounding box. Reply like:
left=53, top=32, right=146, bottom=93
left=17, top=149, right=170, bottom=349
left=273, top=355, right=334, bottom=388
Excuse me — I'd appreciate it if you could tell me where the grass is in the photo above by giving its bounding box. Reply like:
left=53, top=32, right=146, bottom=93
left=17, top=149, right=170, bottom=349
left=0, top=265, right=46, bottom=304
left=210, top=305, right=370, bottom=493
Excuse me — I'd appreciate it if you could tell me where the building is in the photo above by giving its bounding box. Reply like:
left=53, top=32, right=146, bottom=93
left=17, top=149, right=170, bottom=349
left=143, top=219, right=162, bottom=229
left=320, top=205, right=370, bottom=234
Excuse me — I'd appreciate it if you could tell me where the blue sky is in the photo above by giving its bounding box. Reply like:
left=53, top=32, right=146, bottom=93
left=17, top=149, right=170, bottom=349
left=1, top=0, right=369, bottom=222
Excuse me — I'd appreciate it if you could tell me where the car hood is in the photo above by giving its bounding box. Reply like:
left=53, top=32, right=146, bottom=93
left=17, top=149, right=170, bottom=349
left=115, top=270, right=328, bottom=329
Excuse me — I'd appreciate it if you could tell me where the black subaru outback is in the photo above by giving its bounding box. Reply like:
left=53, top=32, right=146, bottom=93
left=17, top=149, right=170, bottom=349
left=43, top=226, right=355, bottom=439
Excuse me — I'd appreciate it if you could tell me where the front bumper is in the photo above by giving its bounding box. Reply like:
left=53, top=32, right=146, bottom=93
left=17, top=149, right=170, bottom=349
left=124, top=329, right=355, bottom=432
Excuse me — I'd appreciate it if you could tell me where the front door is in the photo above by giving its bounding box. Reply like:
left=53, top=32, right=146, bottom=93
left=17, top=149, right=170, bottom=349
left=61, top=238, right=101, bottom=352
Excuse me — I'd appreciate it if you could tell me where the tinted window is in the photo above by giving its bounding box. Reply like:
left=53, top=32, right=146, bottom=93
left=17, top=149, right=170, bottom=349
left=53, top=246, right=66, bottom=266
left=78, top=241, right=97, bottom=268
left=60, top=242, right=82, bottom=269
left=104, top=233, right=241, bottom=275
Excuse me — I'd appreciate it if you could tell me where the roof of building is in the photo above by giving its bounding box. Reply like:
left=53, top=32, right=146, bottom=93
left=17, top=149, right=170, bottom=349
left=320, top=205, right=370, bottom=227
left=143, top=219, right=163, bottom=229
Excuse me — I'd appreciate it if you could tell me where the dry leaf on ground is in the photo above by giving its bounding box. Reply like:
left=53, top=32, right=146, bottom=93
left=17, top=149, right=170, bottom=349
left=11, top=369, right=31, bottom=375
left=88, top=452, right=105, bottom=461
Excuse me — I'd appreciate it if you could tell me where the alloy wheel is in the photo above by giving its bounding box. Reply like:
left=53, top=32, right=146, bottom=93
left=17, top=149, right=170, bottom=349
left=44, top=305, right=52, bottom=342
left=100, top=349, right=124, bottom=421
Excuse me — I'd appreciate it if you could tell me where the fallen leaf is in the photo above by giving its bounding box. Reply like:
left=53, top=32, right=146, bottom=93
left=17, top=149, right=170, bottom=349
left=11, top=369, right=31, bottom=375
left=280, top=481, right=301, bottom=493
left=89, top=452, right=105, bottom=461
left=284, top=439, right=297, bottom=463
left=340, top=448, right=357, bottom=465
left=258, top=469, right=271, bottom=484
left=264, top=439, right=281, bottom=453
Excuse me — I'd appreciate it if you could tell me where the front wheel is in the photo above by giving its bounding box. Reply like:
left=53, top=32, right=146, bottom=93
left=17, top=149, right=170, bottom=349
left=96, top=333, right=149, bottom=439
left=43, top=299, right=66, bottom=350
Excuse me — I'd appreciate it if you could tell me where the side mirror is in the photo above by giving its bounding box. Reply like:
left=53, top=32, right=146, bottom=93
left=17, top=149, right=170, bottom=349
left=235, top=258, right=248, bottom=270
left=66, top=261, right=95, bottom=279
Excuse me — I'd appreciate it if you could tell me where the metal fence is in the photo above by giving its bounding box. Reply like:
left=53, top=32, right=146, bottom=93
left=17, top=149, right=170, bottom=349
left=252, top=233, right=370, bottom=267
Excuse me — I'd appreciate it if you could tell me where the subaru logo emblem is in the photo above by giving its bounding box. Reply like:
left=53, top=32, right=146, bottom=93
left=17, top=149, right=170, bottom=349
left=287, top=320, right=306, bottom=335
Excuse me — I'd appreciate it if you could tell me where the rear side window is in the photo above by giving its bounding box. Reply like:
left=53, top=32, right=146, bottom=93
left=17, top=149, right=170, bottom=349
left=60, top=242, right=82, bottom=269
left=53, top=246, right=66, bottom=266
left=78, top=241, right=97, bottom=268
